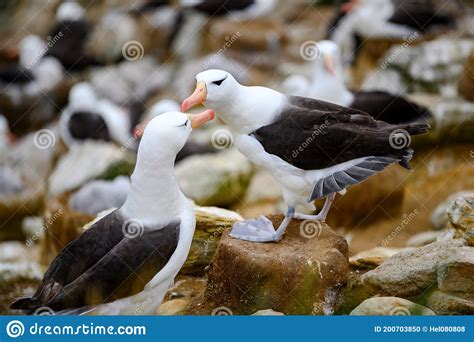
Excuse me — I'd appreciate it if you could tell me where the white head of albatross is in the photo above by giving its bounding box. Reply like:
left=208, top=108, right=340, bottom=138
left=10, top=110, right=214, bottom=315
left=182, top=69, right=285, bottom=134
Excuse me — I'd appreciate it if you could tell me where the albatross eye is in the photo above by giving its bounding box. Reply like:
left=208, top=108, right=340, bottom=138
left=212, top=77, right=227, bottom=86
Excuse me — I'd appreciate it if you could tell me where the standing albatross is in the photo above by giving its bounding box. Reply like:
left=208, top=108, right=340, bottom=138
left=182, top=69, right=429, bottom=243
left=10, top=110, right=214, bottom=315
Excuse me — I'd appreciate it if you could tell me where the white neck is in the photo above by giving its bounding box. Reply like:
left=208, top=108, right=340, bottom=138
left=120, top=146, right=186, bottom=224
left=210, top=85, right=286, bottom=134
left=309, top=72, right=354, bottom=107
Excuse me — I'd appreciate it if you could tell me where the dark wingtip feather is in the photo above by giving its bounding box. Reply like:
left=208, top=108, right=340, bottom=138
left=10, top=296, right=36, bottom=310
left=406, top=123, right=430, bottom=135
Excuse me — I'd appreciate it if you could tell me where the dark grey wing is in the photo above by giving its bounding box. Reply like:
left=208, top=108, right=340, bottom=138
left=11, top=211, right=126, bottom=311
left=289, top=95, right=373, bottom=117
left=251, top=97, right=428, bottom=171
left=46, top=219, right=180, bottom=311
left=309, top=156, right=399, bottom=201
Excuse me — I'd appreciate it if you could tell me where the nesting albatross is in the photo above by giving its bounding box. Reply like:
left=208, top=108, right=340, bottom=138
left=11, top=109, right=214, bottom=315
left=182, top=69, right=429, bottom=242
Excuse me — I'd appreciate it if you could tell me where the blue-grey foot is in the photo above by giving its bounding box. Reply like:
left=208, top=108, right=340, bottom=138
left=294, top=193, right=336, bottom=222
left=229, top=207, right=295, bottom=243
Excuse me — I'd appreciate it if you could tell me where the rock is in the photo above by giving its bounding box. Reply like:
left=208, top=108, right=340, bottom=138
left=350, top=297, right=435, bottom=316
left=176, top=149, right=253, bottom=207
left=406, top=231, right=444, bottom=247
left=336, top=272, right=378, bottom=314
left=0, top=242, right=36, bottom=263
left=426, top=290, right=474, bottom=315
left=362, top=240, right=466, bottom=297
left=243, top=170, right=282, bottom=205
left=447, top=193, right=474, bottom=245
left=433, top=99, right=474, bottom=144
left=156, top=299, right=190, bottom=316
left=431, top=191, right=474, bottom=230
left=252, top=309, right=285, bottom=316
left=204, top=215, right=348, bottom=315
left=349, top=247, right=409, bottom=269
left=48, top=141, right=135, bottom=196
left=22, top=216, right=43, bottom=240
left=458, top=51, right=474, bottom=101
left=181, top=206, right=243, bottom=275
left=162, top=275, right=208, bottom=315
left=362, top=69, right=405, bottom=94
left=383, top=39, right=474, bottom=92
left=68, top=176, right=130, bottom=216
left=437, top=247, right=474, bottom=293
left=0, top=261, right=43, bottom=285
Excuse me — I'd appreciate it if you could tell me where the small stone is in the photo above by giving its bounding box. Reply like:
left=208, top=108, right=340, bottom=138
left=406, top=231, right=444, bottom=247
left=447, top=193, right=474, bottom=245
left=0, top=262, right=43, bottom=285
left=362, top=240, right=466, bottom=297
left=350, top=247, right=409, bottom=269
left=252, top=309, right=285, bottom=316
left=176, top=149, right=253, bottom=207
left=350, top=297, right=435, bottom=316
left=48, top=141, right=135, bottom=195
left=431, top=191, right=474, bottom=230
left=426, top=290, right=474, bottom=315
left=157, top=299, right=190, bottom=316
left=0, top=242, right=35, bottom=263
left=437, top=247, right=474, bottom=293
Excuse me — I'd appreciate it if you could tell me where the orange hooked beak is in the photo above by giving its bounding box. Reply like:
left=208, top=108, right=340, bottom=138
left=132, top=109, right=215, bottom=139
left=188, top=109, right=215, bottom=129
left=324, top=55, right=336, bottom=76
left=181, top=81, right=207, bottom=112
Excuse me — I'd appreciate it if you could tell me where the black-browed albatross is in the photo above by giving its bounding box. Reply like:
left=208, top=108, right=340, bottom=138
left=182, top=69, right=429, bottom=243
left=11, top=109, right=214, bottom=315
